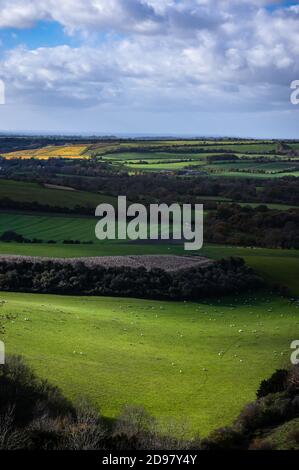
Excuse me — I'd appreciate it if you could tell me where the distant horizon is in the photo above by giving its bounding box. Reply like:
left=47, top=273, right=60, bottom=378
left=0, top=131, right=298, bottom=141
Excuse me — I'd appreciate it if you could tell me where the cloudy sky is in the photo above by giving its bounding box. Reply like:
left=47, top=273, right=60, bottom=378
left=0, top=0, right=298, bottom=137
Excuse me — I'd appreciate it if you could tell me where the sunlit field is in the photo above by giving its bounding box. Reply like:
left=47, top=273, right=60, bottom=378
left=2, top=290, right=297, bottom=436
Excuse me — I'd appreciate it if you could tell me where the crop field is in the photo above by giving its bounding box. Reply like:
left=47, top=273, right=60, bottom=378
left=0, top=179, right=117, bottom=209
left=102, top=152, right=220, bottom=161
left=90, top=140, right=279, bottom=156
left=2, top=139, right=299, bottom=178
left=124, top=160, right=208, bottom=171
left=123, top=162, right=299, bottom=176
left=2, top=145, right=90, bottom=159
left=1, top=290, right=297, bottom=436
left=101, top=148, right=299, bottom=177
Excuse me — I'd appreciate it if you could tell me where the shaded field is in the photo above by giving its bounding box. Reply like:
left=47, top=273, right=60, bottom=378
left=245, top=257, right=299, bottom=297
left=1, top=290, right=297, bottom=436
left=200, top=245, right=299, bottom=296
left=0, top=212, right=175, bottom=242
left=0, top=179, right=116, bottom=209
left=0, top=212, right=99, bottom=242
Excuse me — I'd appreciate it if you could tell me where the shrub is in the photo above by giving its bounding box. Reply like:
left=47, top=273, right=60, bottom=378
left=0, top=355, right=74, bottom=426
left=257, top=369, right=288, bottom=398
left=201, top=426, right=246, bottom=450
left=237, top=393, right=294, bottom=432
left=288, top=428, right=299, bottom=445
left=0, top=406, right=28, bottom=450
left=249, top=438, right=275, bottom=450
left=287, top=366, right=299, bottom=395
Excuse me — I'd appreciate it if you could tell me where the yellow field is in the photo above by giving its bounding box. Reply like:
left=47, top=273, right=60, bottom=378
left=2, top=145, right=90, bottom=160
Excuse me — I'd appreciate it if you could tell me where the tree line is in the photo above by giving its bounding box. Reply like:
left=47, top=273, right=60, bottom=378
left=0, top=257, right=263, bottom=300
left=205, top=205, right=299, bottom=249
left=2, top=158, right=299, bottom=206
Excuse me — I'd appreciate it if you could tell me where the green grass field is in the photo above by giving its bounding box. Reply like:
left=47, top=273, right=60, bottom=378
left=0, top=212, right=99, bottom=242
left=103, top=152, right=211, bottom=161
left=1, top=290, right=297, bottom=436
left=0, top=179, right=116, bottom=209
left=124, top=160, right=208, bottom=171
left=101, top=148, right=299, bottom=177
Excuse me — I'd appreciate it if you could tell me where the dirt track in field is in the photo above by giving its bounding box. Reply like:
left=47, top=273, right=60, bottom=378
left=0, top=254, right=213, bottom=272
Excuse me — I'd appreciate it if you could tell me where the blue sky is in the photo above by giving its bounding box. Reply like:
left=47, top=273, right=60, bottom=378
left=0, top=0, right=298, bottom=138
left=0, top=21, right=69, bottom=50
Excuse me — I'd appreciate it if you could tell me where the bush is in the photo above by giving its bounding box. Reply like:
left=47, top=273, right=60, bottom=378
left=287, top=366, right=299, bottom=395
left=249, top=438, right=275, bottom=450
left=0, top=355, right=74, bottom=426
left=237, top=393, right=294, bottom=432
left=257, top=369, right=288, bottom=398
left=201, top=426, right=246, bottom=450
left=0, top=406, right=28, bottom=450
left=288, top=428, right=299, bottom=445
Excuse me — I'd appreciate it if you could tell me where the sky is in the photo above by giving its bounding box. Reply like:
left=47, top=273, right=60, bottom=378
left=0, top=0, right=298, bottom=138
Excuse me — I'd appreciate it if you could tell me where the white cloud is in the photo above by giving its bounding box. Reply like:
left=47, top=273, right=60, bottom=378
left=0, top=0, right=297, bottom=114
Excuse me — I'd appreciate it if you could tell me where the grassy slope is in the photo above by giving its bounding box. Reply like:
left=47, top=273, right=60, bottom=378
left=1, top=291, right=297, bottom=437
left=0, top=213, right=99, bottom=242
left=0, top=180, right=117, bottom=209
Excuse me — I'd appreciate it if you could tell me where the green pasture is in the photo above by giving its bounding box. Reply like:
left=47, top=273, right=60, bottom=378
left=1, top=290, right=297, bottom=437
left=0, top=179, right=116, bottom=209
